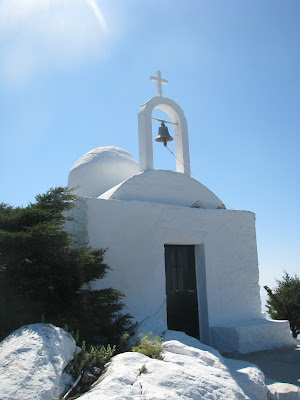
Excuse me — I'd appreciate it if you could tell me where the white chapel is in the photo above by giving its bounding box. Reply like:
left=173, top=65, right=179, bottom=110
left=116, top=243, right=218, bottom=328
left=68, top=71, right=294, bottom=354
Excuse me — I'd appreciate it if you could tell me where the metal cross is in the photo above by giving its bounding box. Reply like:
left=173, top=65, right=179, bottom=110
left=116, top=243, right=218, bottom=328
left=150, top=70, right=168, bottom=97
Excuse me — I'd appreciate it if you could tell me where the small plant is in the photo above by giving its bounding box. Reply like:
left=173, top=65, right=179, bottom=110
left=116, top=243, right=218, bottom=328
left=138, top=364, right=148, bottom=375
left=66, top=340, right=116, bottom=379
left=132, top=332, right=164, bottom=360
left=117, top=331, right=131, bottom=352
left=63, top=324, right=80, bottom=344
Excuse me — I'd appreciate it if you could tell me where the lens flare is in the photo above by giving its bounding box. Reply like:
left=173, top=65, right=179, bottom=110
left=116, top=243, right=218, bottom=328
left=86, top=0, right=108, bottom=34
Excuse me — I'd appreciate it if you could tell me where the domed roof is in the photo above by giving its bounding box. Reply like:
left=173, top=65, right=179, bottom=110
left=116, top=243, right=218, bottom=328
left=99, top=169, right=225, bottom=209
left=68, top=146, right=140, bottom=197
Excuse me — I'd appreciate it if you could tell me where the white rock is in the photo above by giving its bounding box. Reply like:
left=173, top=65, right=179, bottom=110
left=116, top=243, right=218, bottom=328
left=225, top=358, right=269, bottom=400
left=79, top=332, right=270, bottom=400
left=163, top=330, right=222, bottom=357
left=268, top=383, right=300, bottom=400
left=0, top=323, right=76, bottom=400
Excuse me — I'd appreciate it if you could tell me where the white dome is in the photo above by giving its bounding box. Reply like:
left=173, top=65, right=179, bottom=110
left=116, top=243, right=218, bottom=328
left=99, top=169, right=225, bottom=209
left=68, top=146, right=140, bottom=197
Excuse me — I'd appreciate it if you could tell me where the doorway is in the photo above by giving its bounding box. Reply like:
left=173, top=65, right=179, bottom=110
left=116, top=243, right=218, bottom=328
left=164, top=245, right=200, bottom=339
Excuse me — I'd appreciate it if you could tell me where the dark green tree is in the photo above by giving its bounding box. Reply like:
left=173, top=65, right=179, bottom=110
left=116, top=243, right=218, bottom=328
left=0, top=187, right=131, bottom=344
left=264, top=272, right=300, bottom=338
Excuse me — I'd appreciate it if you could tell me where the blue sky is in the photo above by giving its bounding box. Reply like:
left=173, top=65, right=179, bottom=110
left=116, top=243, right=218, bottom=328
left=0, top=0, right=299, bottom=302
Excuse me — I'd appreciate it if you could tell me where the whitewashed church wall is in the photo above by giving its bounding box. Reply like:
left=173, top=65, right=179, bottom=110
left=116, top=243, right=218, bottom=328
left=85, top=198, right=168, bottom=325
left=74, top=198, right=262, bottom=329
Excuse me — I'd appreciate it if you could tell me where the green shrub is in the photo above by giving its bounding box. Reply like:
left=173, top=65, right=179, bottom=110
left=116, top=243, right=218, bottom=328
left=66, top=340, right=116, bottom=379
left=132, top=332, right=164, bottom=360
left=0, top=187, right=132, bottom=344
left=264, top=272, right=300, bottom=338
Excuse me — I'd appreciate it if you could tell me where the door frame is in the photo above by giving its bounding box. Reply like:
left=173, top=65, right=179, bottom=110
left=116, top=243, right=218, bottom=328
left=164, top=243, right=211, bottom=345
left=195, top=244, right=210, bottom=345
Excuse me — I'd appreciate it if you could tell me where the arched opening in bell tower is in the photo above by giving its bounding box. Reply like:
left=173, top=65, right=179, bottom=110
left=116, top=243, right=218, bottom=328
left=138, top=96, right=191, bottom=176
left=152, top=108, right=177, bottom=171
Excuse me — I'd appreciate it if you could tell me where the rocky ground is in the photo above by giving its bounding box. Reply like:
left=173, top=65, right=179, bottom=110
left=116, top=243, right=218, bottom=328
left=0, top=324, right=299, bottom=400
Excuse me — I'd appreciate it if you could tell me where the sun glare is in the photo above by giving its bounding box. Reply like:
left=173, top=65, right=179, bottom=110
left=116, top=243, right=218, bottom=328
left=0, top=0, right=111, bottom=86
left=86, top=0, right=108, bottom=34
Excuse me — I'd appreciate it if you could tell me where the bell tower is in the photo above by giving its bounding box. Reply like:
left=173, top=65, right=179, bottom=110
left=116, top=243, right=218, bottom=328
left=138, top=71, right=191, bottom=177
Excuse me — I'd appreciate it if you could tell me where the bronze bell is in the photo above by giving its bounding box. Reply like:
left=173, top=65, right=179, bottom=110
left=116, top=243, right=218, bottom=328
left=155, top=121, right=174, bottom=147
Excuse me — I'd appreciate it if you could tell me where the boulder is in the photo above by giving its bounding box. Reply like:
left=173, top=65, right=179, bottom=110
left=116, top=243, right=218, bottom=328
left=0, top=323, right=76, bottom=400
left=268, top=383, right=300, bottom=400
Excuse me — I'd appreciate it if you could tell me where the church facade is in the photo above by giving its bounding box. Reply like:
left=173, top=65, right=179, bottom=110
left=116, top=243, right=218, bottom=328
left=68, top=72, right=294, bottom=353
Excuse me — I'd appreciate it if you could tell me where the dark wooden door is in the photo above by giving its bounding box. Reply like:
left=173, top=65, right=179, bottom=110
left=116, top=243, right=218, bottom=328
left=165, top=245, right=200, bottom=339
